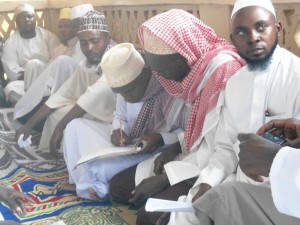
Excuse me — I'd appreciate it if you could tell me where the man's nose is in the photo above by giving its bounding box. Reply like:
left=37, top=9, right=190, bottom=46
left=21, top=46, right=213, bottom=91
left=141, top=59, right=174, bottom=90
left=87, top=42, right=94, bottom=51
left=248, top=30, right=260, bottom=43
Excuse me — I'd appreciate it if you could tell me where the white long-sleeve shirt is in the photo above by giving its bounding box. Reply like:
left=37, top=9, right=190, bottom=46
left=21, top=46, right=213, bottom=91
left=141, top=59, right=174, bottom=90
left=270, top=146, right=300, bottom=218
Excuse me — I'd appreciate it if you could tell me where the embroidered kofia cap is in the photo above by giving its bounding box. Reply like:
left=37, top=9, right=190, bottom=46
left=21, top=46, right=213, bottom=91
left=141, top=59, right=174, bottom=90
left=78, top=11, right=109, bottom=33
left=14, top=3, right=35, bottom=18
left=142, top=28, right=177, bottom=55
left=71, top=4, right=94, bottom=20
left=231, top=0, right=276, bottom=19
left=59, top=8, right=72, bottom=20
left=101, top=43, right=145, bottom=88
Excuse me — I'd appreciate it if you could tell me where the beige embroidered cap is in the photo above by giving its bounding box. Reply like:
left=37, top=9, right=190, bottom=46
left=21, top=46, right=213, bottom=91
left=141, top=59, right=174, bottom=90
left=78, top=11, right=109, bottom=33
left=101, top=43, right=145, bottom=88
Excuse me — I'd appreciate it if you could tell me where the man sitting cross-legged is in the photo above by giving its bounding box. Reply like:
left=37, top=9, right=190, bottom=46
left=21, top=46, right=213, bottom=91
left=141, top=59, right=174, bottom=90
left=63, top=43, right=190, bottom=200
left=15, top=11, right=116, bottom=157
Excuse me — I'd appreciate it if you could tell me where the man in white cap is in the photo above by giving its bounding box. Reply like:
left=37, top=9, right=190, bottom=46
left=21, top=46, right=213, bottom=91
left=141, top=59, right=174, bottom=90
left=71, top=3, right=94, bottom=30
left=179, top=0, right=300, bottom=224
left=1, top=3, right=60, bottom=105
left=15, top=11, right=116, bottom=156
left=13, top=7, right=85, bottom=131
left=62, top=43, right=188, bottom=200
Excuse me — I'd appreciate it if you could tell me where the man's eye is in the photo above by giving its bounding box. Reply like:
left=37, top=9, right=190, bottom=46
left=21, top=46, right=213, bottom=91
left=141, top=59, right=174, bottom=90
left=91, top=39, right=99, bottom=44
left=236, top=30, right=246, bottom=36
left=257, top=24, right=267, bottom=31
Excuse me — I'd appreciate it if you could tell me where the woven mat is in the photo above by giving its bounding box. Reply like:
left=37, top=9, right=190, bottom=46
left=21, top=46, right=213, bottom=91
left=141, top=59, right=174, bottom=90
left=0, top=108, right=137, bottom=224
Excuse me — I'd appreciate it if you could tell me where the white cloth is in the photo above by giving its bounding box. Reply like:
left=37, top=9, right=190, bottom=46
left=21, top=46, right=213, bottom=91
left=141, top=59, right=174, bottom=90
left=270, top=146, right=300, bottom=218
left=14, top=37, right=84, bottom=120
left=231, top=0, right=276, bottom=19
left=64, top=95, right=143, bottom=184
left=2, top=27, right=59, bottom=81
left=65, top=94, right=185, bottom=198
left=2, top=27, right=60, bottom=103
left=37, top=60, right=116, bottom=151
left=168, top=46, right=300, bottom=225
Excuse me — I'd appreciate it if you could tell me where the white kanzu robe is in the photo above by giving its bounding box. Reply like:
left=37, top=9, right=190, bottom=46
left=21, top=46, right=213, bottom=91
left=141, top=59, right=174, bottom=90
left=168, top=46, right=300, bottom=225
left=37, top=60, right=116, bottom=151
left=64, top=94, right=188, bottom=199
left=13, top=37, right=84, bottom=120
left=2, top=27, right=60, bottom=103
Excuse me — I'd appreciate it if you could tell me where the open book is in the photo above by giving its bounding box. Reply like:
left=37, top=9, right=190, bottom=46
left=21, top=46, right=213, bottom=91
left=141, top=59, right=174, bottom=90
left=74, top=139, right=146, bottom=168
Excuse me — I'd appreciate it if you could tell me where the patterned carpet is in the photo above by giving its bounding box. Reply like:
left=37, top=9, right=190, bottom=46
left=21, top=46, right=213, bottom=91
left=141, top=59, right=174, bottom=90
left=0, top=108, right=137, bottom=225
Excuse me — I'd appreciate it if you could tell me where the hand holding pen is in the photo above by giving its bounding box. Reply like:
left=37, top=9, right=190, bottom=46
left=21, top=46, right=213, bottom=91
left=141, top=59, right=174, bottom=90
left=110, top=119, right=129, bottom=147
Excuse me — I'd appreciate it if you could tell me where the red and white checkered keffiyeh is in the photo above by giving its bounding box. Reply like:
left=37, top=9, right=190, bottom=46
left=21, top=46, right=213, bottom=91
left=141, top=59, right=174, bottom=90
left=138, top=9, right=245, bottom=150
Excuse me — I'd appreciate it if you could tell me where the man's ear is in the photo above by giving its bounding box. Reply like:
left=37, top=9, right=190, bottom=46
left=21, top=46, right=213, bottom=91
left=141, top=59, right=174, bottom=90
left=275, top=21, right=283, bottom=36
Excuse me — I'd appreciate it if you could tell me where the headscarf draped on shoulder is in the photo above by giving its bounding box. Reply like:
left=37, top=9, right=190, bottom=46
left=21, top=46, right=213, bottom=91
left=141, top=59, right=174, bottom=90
left=138, top=9, right=245, bottom=150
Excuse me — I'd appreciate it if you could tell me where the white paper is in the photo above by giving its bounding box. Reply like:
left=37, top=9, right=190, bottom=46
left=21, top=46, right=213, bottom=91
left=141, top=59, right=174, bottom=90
left=74, top=139, right=146, bottom=169
left=145, top=198, right=195, bottom=213
left=164, top=161, right=200, bottom=186
left=17, top=134, right=32, bottom=149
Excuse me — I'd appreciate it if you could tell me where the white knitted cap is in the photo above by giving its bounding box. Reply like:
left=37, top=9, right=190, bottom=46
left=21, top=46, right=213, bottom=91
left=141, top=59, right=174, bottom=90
left=14, top=3, right=35, bottom=17
left=101, top=43, right=145, bottom=88
left=231, top=0, right=276, bottom=19
left=71, top=4, right=94, bottom=19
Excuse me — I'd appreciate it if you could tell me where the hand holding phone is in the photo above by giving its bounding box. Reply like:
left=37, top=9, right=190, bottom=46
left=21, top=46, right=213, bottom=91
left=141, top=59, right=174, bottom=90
left=262, top=127, right=287, bottom=145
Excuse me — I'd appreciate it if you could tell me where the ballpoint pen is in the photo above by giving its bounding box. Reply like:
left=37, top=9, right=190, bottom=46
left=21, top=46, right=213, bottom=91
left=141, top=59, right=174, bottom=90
left=119, top=118, right=124, bottom=146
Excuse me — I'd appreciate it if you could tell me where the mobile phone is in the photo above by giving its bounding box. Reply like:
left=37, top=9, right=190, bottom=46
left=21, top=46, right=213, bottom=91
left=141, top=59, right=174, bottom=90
left=262, top=127, right=287, bottom=145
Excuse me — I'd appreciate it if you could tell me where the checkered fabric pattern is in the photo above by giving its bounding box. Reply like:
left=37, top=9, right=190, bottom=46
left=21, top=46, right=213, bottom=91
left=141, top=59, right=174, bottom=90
left=128, top=75, right=173, bottom=140
left=138, top=9, right=245, bottom=150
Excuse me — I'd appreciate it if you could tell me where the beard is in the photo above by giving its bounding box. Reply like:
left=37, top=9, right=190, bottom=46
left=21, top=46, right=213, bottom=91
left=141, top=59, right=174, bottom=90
left=241, top=37, right=278, bottom=71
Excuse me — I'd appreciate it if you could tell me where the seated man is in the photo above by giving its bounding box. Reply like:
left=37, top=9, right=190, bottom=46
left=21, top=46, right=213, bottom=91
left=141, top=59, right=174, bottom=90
left=194, top=118, right=300, bottom=224
left=1, top=3, right=60, bottom=105
left=109, top=9, right=245, bottom=225
left=166, top=0, right=300, bottom=224
left=63, top=43, right=188, bottom=200
left=13, top=5, right=92, bottom=129
left=15, top=11, right=116, bottom=156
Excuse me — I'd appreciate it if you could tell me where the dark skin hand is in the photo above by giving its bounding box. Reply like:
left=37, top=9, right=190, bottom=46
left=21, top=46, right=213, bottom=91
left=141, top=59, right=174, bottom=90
left=49, top=104, right=86, bottom=157
left=238, top=118, right=300, bottom=182
left=138, top=133, right=164, bottom=154
left=192, top=183, right=212, bottom=202
left=129, top=173, right=170, bottom=207
left=111, top=131, right=164, bottom=153
left=15, top=104, right=54, bottom=143
left=154, top=142, right=181, bottom=175
left=257, top=118, right=300, bottom=148
left=111, top=129, right=129, bottom=146
left=49, top=127, right=64, bottom=157
left=238, top=133, right=281, bottom=182
left=0, top=186, right=34, bottom=217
